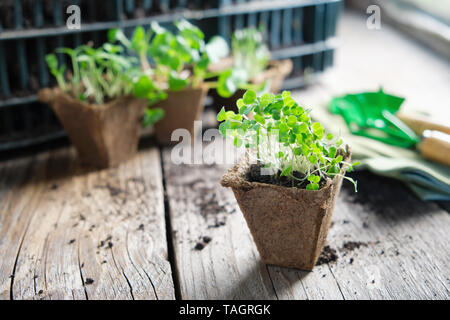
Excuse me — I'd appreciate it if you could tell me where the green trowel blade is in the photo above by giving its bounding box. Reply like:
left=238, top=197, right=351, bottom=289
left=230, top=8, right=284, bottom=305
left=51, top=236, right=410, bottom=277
left=329, top=89, right=419, bottom=148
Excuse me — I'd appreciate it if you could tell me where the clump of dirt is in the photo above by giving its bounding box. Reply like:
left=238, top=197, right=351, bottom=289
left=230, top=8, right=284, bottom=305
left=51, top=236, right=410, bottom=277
left=316, top=246, right=338, bottom=266
left=187, top=179, right=231, bottom=228
left=194, top=242, right=204, bottom=251
left=341, top=241, right=368, bottom=253
left=68, top=239, right=75, bottom=245
left=94, top=184, right=127, bottom=197
left=85, top=278, right=94, bottom=285
left=194, top=236, right=213, bottom=251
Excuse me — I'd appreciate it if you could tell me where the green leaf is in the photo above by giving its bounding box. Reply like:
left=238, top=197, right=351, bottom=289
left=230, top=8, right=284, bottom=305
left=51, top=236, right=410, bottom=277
left=233, top=136, right=243, bottom=147
left=217, top=68, right=248, bottom=98
left=243, top=89, right=257, bottom=104
left=254, top=114, right=265, bottom=124
left=131, top=26, right=146, bottom=52
left=168, top=72, right=189, bottom=91
left=276, top=151, right=284, bottom=158
left=217, top=107, right=227, bottom=122
left=143, top=108, right=165, bottom=127
left=133, top=75, right=155, bottom=99
left=219, top=121, right=230, bottom=137
left=307, top=175, right=320, bottom=183
left=280, top=165, right=292, bottom=177
left=306, top=183, right=319, bottom=191
left=328, top=146, right=337, bottom=158
left=308, top=155, right=317, bottom=164
left=287, top=115, right=297, bottom=127
left=326, top=133, right=334, bottom=140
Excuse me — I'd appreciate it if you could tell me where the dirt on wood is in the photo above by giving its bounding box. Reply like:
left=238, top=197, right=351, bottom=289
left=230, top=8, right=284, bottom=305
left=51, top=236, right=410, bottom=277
left=316, top=246, right=338, bottom=266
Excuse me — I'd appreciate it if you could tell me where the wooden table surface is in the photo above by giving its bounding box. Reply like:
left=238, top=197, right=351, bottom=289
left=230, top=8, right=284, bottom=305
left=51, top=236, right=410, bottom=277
left=0, top=12, right=449, bottom=300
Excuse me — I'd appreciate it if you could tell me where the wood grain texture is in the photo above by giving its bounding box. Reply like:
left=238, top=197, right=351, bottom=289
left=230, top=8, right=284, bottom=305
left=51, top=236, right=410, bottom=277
left=1, top=146, right=174, bottom=300
left=162, top=149, right=277, bottom=300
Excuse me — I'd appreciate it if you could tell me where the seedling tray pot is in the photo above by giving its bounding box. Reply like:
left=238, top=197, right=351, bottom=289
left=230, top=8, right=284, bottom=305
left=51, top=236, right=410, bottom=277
left=38, top=88, right=147, bottom=168
left=210, top=59, right=293, bottom=113
left=221, top=150, right=350, bottom=271
left=150, top=85, right=209, bottom=146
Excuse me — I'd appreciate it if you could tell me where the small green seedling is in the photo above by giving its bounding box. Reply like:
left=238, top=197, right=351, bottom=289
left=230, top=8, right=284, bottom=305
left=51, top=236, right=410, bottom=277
left=232, top=27, right=270, bottom=79
left=46, top=42, right=166, bottom=127
left=217, top=90, right=359, bottom=191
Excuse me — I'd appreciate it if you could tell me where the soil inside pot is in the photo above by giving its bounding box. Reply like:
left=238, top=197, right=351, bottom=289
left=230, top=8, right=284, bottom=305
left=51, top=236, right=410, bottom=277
left=246, top=162, right=328, bottom=190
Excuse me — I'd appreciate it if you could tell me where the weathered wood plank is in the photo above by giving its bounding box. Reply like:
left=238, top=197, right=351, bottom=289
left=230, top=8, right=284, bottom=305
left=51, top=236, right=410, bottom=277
left=2, top=145, right=174, bottom=300
left=163, top=148, right=278, bottom=300
left=0, top=153, right=50, bottom=299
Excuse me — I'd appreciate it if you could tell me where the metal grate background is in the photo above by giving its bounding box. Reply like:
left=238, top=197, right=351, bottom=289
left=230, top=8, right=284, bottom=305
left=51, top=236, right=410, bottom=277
left=0, top=0, right=342, bottom=151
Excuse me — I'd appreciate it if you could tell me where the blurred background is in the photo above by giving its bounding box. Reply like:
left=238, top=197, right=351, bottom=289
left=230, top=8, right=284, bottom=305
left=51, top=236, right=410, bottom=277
left=0, top=0, right=448, bottom=154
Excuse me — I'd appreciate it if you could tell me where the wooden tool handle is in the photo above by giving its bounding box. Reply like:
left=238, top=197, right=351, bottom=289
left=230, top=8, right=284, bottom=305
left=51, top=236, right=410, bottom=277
left=418, top=130, right=450, bottom=167
left=397, top=112, right=450, bottom=136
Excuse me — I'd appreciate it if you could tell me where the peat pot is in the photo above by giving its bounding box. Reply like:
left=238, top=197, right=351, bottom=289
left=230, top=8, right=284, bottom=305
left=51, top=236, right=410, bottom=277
left=220, top=150, right=351, bottom=271
left=150, top=84, right=209, bottom=146
left=38, top=88, right=148, bottom=168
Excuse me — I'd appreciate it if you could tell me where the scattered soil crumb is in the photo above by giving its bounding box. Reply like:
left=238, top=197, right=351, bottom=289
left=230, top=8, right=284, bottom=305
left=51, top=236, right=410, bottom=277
left=138, top=224, right=144, bottom=231
left=343, top=220, right=350, bottom=224
left=341, top=241, right=368, bottom=252
left=107, top=241, right=113, bottom=248
left=362, top=222, right=369, bottom=229
left=50, top=184, right=58, bottom=190
left=102, top=260, right=107, bottom=264
left=348, top=258, right=354, bottom=264
left=38, top=290, right=43, bottom=295
left=95, top=184, right=127, bottom=197
left=85, top=278, right=94, bottom=285
left=316, top=246, right=338, bottom=266
left=203, top=236, right=212, bottom=243
left=194, top=242, right=204, bottom=251
left=68, top=239, right=75, bottom=244
left=79, top=214, right=85, bottom=221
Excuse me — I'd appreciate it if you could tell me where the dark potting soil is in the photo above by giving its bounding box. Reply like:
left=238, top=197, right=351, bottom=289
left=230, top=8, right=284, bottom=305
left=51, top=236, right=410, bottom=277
left=246, top=163, right=327, bottom=190
left=316, top=246, right=338, bottom=266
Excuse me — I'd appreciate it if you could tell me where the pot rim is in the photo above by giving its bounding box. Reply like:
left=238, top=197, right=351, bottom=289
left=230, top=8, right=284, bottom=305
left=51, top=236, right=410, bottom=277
left=221, top=145, right=352, bottom=195
left=38, top=87, right=146, bottom=111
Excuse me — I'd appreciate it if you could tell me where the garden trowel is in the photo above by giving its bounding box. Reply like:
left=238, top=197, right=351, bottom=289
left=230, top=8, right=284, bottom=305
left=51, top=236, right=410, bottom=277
left=329, top=89, right=450, bottom=167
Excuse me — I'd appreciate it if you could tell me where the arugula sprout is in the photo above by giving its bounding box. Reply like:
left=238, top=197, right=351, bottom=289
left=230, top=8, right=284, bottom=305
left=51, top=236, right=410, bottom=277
left=46, top=42, right=166, bottom=127
left=232, top=27, right=270, bottom=79
left=217, top=90, right=359, bottom=191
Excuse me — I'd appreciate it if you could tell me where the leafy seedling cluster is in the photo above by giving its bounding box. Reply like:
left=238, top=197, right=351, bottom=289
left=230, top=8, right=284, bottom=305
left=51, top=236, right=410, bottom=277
left=217, top=90, right=359, bottom=190
left=232, top=27, right=270, bottom=80
left=46, top=42, right=166, bottom=127
left=109, top=20, right=237, bottom=94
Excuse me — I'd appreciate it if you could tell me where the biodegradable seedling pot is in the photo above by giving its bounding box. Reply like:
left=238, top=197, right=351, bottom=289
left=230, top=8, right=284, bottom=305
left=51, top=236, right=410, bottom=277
left=210, top=59, right=293, bottom=114
left=38, top=88, right=148, bottom=168
left=220, top=150, right=351, bottom=271
left=150, top=84, right=209, bottom=146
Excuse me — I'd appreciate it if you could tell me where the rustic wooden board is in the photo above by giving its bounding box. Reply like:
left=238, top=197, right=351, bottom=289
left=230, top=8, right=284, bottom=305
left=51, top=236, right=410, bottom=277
left=0, top=153, right=50, bottom=299
left=163, top=145, right=450, bottom=300
left=0, top=146, right=174, bottom=300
